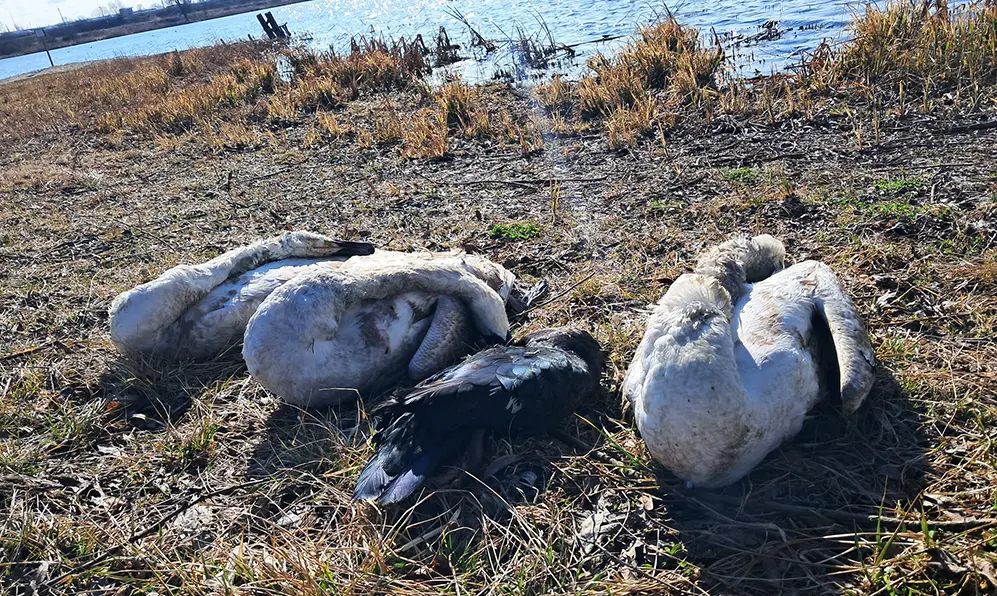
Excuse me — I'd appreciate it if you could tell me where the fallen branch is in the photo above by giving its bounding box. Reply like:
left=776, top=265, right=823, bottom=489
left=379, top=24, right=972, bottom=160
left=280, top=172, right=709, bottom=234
left=454, top=176, right=608, bottom=189
left=946, top=120, right=997, bottom=134
left=0, top=341, right=54, bottom=362
left=472, top=176, right=606, bottom=185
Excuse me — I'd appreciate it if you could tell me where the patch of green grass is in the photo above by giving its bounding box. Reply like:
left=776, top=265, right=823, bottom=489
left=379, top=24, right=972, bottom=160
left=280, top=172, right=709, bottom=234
left=837, top=196, right=921, bottom=221
left=867, top=200, right=918, bottom=219
left=45, top=400, right=104, bottom=451
left=167, top=418, right=220, bottom=463
left=489, top=221, right=542, bottom=241
left=0, top=441, right=41, bottom=475
left=874, top=176, right=921, bottom=195
left=878, top=335, right=920, bottom=361
left=722, top=167, right=761, bottom=185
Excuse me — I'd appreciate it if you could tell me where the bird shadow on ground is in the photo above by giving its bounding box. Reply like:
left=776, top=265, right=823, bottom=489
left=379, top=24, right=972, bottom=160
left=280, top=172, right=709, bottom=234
left=240, top=386, right=584, bottom=568
left=222, top=363, right=936, bottom=595
left=97, top=352, right=247, bottom=430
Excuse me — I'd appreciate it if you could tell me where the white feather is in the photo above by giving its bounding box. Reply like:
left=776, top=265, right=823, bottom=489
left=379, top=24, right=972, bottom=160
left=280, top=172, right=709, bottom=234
left=108, top=231, right=357, bottom=360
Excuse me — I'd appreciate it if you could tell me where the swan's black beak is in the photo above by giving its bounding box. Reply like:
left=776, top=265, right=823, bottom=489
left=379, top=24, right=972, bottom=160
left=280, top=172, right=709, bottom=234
left=330, top=240, right=376, bottom=256
left=484, top=333, right=509, bottom=346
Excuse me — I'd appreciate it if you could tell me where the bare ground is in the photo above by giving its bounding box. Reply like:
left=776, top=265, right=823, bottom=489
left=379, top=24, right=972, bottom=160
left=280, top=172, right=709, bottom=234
left=1, top=84, right=997, bottom=594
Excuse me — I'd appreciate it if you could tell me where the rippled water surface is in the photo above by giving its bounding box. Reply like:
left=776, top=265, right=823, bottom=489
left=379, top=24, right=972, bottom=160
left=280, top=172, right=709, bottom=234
left=0, top=0, right=859, bottom=81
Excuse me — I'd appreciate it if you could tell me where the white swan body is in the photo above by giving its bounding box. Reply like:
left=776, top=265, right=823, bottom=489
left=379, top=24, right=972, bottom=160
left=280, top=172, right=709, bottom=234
left=623, top=235, right=875, bottom=488
left=243, top=252, right=516, bottom=407
left=108, top=231, right=375, bottom=360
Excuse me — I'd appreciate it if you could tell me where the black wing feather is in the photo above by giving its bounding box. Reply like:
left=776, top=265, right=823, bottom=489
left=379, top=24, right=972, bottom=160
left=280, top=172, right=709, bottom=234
left=354, top=344, right=596, bottom=504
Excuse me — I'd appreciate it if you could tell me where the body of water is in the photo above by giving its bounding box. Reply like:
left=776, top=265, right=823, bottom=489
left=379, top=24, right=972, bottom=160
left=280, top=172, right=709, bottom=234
left=0, top=0, right=859, bottom=82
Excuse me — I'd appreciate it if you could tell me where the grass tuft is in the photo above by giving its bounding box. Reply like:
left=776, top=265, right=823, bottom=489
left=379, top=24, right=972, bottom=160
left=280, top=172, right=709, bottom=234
left=875, top=176, right=923, bottom=194
left=489, top=221, right=543, bottom=241
left=723, top=167, right=762, bottom=185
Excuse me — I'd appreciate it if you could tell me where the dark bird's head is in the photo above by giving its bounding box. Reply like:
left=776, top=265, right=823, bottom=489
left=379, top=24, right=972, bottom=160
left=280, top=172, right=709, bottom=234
left=521, top=327, right=604, bottom=377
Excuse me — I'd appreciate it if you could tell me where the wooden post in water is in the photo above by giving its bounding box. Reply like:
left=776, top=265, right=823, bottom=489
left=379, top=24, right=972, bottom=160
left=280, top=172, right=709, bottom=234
left=264, top=12, right=287, bottom=39
left=256, top=13, right=277, bottom=39
left=37, top=28, right=54, bottom=67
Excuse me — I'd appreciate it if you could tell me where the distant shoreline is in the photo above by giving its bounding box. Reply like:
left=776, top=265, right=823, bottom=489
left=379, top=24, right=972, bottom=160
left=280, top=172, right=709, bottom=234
left=0, top=0, right=310, bottom=59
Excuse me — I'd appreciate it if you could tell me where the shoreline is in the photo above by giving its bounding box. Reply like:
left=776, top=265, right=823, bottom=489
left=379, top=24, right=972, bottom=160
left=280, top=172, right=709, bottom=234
left=0, top=60, right=98, bottom=85
left=0, top=0, right=310, bottom=60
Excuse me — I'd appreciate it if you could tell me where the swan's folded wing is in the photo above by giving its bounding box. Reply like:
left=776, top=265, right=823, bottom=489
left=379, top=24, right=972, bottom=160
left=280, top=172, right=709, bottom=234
left=809, top=262, right=875, bottom=415
left=386, top=344, right=590, bottom=437
left=109, top=231, right=373, bottom=359
left=623, top=274, right=733, bottom=407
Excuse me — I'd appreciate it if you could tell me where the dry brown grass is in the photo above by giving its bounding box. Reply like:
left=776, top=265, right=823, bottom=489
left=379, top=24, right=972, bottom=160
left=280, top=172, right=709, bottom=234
left=0, top=42, right=265, bottom=146
left=534, top=74, right=575, bottom=116
left=401, top=108, right=449, bottom=159
left=531, top=1, right=997, bottom=147
left=810, top=0, right=997, bottom=99
left=563, top=16, right=723, bottom=147
left=2, top=4, right=997, bottom=595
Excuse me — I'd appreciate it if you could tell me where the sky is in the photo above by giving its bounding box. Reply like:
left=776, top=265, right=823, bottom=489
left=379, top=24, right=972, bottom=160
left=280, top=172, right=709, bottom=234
left=0, top=0, right=149, bottom=31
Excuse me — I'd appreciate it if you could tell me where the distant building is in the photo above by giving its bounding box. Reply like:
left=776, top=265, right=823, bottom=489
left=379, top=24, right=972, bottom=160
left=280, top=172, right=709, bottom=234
left=119, top=7, right=134, bottom=17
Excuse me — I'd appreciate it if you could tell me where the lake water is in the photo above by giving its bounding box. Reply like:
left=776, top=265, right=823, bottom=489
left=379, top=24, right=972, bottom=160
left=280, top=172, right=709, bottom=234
left=0, top=0, right=860, bottom=82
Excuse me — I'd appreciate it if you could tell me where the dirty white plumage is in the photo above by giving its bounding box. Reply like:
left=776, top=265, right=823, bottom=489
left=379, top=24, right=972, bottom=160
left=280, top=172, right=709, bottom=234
left=108, top=231, right=374, bottom=360
left=623, top=235, right=875, bottom=488
left=108, top=233, right=514, bottom=407
left=243, top=252, right=516, bottom=407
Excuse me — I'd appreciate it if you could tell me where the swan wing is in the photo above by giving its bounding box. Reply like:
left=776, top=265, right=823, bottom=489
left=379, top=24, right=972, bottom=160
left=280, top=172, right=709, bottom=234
left=805, top=261, right=876, bottom=414
left=407, top=295, right=471, bottom=381
left=108, top=231, right=372, bottom=359
left=357, top=343, right=594, bottom=503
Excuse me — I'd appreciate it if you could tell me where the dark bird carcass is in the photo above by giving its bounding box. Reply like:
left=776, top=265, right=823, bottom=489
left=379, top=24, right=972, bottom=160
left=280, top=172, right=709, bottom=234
left=354, top=327, right=604, bottom=504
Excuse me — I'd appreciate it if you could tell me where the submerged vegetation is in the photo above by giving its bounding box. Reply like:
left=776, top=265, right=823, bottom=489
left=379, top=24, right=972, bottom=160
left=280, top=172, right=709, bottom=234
left=1, top=1, right=997, bottom=594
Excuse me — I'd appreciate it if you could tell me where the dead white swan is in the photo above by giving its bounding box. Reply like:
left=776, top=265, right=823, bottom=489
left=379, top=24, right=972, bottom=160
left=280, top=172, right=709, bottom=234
left=242, top=251, right=516, bottom=407
left=623, top=235, right=875, bottom=488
